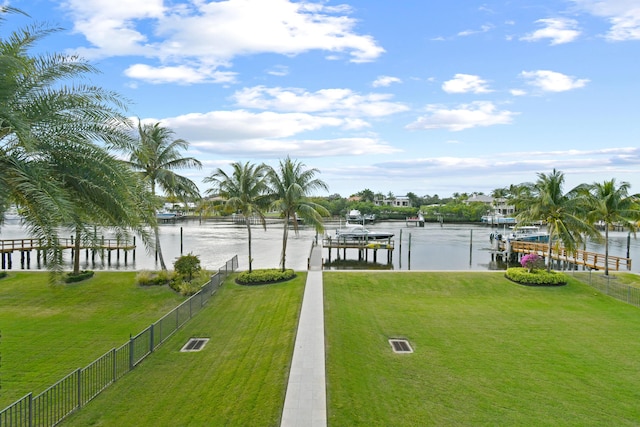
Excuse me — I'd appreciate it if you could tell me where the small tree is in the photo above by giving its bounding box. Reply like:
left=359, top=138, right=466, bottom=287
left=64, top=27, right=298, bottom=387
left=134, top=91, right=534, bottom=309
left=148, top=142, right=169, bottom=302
left=174, top=253, right=201, bottom=282
left=520, top=253, right=544, bottom=273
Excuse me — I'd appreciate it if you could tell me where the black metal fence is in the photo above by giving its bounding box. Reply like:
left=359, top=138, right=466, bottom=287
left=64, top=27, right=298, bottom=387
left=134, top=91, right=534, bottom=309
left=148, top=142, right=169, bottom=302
left=0, top=255, right=238, bottom=427
left=569, top=270, right=640, bottom=308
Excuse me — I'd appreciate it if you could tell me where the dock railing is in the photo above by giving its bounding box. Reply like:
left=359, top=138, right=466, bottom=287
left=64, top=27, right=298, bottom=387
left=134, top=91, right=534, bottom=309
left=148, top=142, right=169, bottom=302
left=0, top=254, right=238, bottom=427
left=503, top=241, right=631, bottom=271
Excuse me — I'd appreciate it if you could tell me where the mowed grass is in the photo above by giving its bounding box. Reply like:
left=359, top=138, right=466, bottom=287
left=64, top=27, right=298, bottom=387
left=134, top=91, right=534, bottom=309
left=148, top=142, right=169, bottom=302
left=0, top=271, right=185, bottom=407
left=63, top=273, right=305, bottom=426
left=324, top=272, right=640, bottom=426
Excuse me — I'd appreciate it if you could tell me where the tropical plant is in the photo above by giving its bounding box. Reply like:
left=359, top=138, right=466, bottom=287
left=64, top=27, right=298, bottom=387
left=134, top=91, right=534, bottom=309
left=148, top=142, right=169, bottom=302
left=1, top=7, right=147, bottom=272
left=514, top=169, right=599, bottom=272
left=174, top=253, right=202, bottom=282
left=581, top=179, right=640, bottom=275
left=204, top=161, right=269, bottom=272
left=123, top=120, right=202, bottom=270
left=266, top=157, right=330, bottom=271
left=520, top=253, right=544, bottom=272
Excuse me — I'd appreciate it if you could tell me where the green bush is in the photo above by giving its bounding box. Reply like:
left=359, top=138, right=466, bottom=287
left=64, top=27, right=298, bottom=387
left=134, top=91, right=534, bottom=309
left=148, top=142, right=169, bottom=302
left=236, top=269, right=296, bottom=286
left=169, top=270, right=211, bottom=295
left=0, top=271, right=7, bottom=279
left=174, top=253, right=201, bottom=281
left=136, top=269, right=174, bottom=286
left=64, top=270, right=94, bottom=283
left=505, top=267, right=567, bottom=286
left=173, top=280, right=201, bottom=296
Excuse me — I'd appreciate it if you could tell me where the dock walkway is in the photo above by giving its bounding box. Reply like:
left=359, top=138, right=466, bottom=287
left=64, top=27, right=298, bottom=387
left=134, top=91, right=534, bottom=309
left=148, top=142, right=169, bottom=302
left=281, top=243, right=326, bottom=427
left=499, top=241, right=631, bottom=271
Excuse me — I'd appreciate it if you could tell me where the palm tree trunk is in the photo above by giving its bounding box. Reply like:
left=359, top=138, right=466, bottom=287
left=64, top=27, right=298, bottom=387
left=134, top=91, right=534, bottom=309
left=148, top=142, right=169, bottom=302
left=604, top=224, right=609, bottom=276
left=73, top=227, right=81, bottom=275
left=281, top=215, right=289, bottom=271
left=154, top=225, right=167, bottom=270
left=546, top=225, right=553, bottom=272
left=246, top=220, right=253, bottom=273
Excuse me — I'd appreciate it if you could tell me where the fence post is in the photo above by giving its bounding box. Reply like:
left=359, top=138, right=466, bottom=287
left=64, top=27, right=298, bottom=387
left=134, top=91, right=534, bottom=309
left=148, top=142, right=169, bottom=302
left=129, top=335, right=134, bottom=371
left=112, top=348, right=117, bottom=383
left=29, top=392, right=33, bottom=427
left=77, top=368, right=82, bottom=409
left=150, top=323, right=155, bottom=353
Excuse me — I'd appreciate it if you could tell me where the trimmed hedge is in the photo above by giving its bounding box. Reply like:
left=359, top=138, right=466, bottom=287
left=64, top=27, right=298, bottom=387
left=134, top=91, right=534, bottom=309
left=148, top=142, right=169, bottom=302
left=64, top=270, right=95, bottom=283
left=236, top=268, right=296, bottom=286
left=505, top=267, right=567, bottom=286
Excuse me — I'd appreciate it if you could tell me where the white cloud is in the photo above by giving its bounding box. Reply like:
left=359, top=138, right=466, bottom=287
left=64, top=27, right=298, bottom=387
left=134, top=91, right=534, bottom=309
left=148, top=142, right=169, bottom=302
left=520, top=70, right=589, bottom=92
left=457, top=24, right=493, bottom=37
left=521, top=18, right=581, bottom=45
left=232, top=86, right=409, bottom=117
left=62, top=0, right=384, bottom=84
left=192, top=137, right=400, bottom=157
left=406, top=101, right=517, bottom=131
left=510, top=89, right=527, bottom=96
left=442, top=74, right=492, bottom=94
left=124, top=64, right=237, bottom=84
left=266, top=65, right=289, bottom=76
left=571, top=0, right=640, bottom=41
left=372, top=75, right=402, bottom=87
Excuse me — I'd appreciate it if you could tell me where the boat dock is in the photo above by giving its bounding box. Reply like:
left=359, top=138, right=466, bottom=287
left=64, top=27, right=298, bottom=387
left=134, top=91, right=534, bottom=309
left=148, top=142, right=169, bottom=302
left=1, top=237, right=136, bottom=270
left=496, top=240, right=631, bottom=271
left=323, top=237, right=394, bottom=264
left=405, top=214, right=425, bottom=227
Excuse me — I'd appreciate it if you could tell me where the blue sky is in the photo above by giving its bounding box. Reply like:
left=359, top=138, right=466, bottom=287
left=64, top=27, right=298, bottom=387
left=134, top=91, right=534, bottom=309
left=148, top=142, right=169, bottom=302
left=6, top=0, right=640, bottom=198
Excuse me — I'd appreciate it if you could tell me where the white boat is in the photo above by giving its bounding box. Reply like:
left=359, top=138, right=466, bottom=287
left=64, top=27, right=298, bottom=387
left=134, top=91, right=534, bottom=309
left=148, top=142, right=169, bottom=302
left=481, top=213, right=517, bottom=225
left=346, top=209, right=363, bottom=222
left=336, top=224, right=394, bottom=241
left=156, top=211, right=177, bottom=220
left=490, top=225, right=549, bottom=244
left=2, top=206, right=22, bottom=222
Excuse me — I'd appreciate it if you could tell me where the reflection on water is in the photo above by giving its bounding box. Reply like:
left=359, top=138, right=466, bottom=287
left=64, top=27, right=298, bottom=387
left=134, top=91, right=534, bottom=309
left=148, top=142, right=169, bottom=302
left=1, top=219, right=639, bottom=273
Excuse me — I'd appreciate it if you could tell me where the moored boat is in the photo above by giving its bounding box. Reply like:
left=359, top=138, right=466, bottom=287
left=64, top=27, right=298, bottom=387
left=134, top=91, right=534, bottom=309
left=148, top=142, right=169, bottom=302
left=335, top=224, right=394, bottom=241
left=490, top=225, right=549, bottom=244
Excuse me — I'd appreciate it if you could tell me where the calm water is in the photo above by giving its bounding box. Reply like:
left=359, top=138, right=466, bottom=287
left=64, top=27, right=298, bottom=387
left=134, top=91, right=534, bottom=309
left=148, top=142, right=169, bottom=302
left=1, top=219, right=639, bottom=273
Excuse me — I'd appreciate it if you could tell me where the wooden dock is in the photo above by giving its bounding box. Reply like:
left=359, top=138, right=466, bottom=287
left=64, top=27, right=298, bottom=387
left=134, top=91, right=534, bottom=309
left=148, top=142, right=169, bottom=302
left=1, top=237, right=136, bottom=270
left=497, top=241, right=631, bottom=271
left=323, top=237, right=394, bottom=264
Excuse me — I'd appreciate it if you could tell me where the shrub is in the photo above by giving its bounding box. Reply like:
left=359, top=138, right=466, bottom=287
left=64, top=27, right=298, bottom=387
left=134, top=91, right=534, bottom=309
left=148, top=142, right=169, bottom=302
left=168, top=270, right=211, bottom=295
left=174, top=253, right=201, bottom=281
left=173, top=280, right=201, bottom=296
left=505, top=267, right=567, bottom=286
left=136, top=269, right=174, bottom=286
left=236, top=268, right=296, bottom=286
left=0, top=271, right=7, bottom=279
left=64, top=270, right=95, bottom=283
left=520, top=253, right=544, bottom=272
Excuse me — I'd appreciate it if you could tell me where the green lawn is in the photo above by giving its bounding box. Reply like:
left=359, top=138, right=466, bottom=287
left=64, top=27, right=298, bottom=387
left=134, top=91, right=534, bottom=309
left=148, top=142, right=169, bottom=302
left=324, top=272, right=640, bottom=426
left=63, top=274, right=305, bottom=426
left=5, top=270, right=640, bottom=426
left=0, top=271, right=185, bottom=407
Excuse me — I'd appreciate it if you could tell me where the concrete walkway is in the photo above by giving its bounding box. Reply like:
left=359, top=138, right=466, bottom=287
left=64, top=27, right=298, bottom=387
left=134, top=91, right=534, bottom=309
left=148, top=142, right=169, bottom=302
left=281, top=243, right=326, bottom=427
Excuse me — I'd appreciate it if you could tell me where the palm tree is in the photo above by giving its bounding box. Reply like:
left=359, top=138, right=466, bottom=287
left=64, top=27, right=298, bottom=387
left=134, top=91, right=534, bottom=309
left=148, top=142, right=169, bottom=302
left=1, top=8, right=139, bottom=270
left=124, top=120, right=202, bottom=270
left=204, top=162, right=269, bottom=273
left=48, top=140, right=155, bottom=274
left=515, top=169, right=599, bottom=272
left=266, top=157, right=330, bottom=271
left=582, top=179, right=640, bottom=275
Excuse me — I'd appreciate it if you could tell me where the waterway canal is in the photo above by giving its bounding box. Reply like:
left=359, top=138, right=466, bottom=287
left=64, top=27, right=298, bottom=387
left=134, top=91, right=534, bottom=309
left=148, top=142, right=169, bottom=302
left=1, top=219, right=639, bottom=273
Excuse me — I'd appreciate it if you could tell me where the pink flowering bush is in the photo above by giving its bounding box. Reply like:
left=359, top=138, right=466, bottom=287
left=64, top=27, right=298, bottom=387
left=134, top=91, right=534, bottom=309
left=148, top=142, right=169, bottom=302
left=520, top=253, right=544, bottom=272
